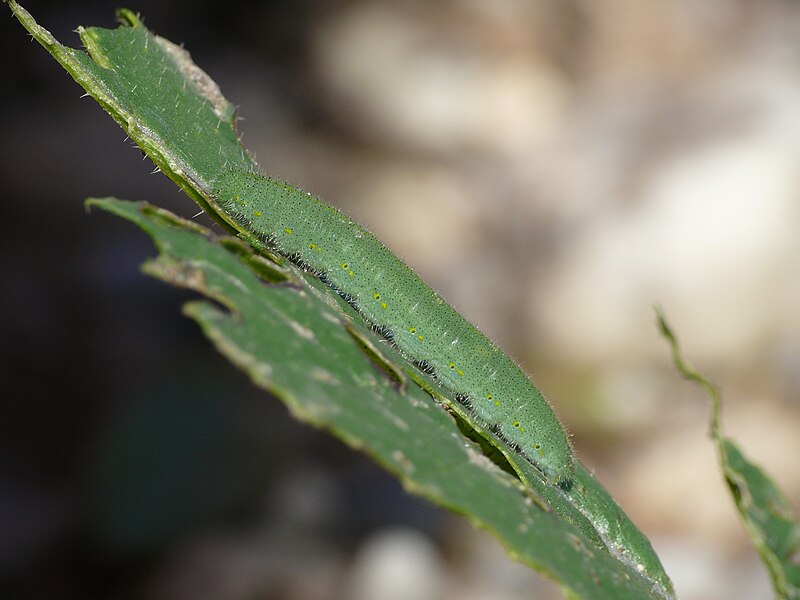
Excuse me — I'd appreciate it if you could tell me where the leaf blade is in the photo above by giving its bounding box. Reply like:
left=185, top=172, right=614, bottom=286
left=88, top=196, right=672, bottom=599
left=658, top=308, right=800, bottom=599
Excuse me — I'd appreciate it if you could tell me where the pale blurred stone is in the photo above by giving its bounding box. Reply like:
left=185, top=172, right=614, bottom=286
left=652, top=537, right=772, bottom=600
left=535, top=129, right=800, bottom=365
left=445, top=526, right=562, bottom=600
left=311, top=2, right=568, bottom=155
left=344, top=528, right=447, bottom=600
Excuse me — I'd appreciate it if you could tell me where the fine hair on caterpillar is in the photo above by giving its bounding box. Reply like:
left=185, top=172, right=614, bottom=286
left=211, top=169, right=575, bottom=488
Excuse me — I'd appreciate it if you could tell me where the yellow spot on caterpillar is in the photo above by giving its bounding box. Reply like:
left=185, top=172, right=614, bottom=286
left=520, top=426, right=525, bottom=433
left=348, top=270, right=354, bottom=277
left=381, top=302, right=387, bottom=310
left=494, top=401, right=501, bottom=406
left=486, top=393, right=493, bottom=400
left=513, top=421, right=520, bottom=427
left=253, top=210, right=263, bottom=217
left=373, top=292, right=381, bottom=300
left=341, top=263, right=348, bottom=269
left=284, top=227, right=293, bottom=235
left=408, top=327, right=416, bottom=333
left=309, top=243, right=316, bottom=250
left=446, top=361, right=463, bottom=374
left=417, top=335, right=424, bottom=341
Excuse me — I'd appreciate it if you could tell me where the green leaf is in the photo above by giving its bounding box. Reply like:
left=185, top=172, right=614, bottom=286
left=8, top=1, right=675, bottom=596
left=87, top=197, right=668, bottom=599
left=658, top=308, right=800, bottom=600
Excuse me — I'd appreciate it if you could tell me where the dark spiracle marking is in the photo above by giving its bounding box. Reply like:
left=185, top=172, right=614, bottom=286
left=337, top=291, right=359, bottom=310
left=413, top=359, right=436, bottom=375
left=454, top=393, right=473, bottom=410
left=286, top=252, right=314, bottom=272
left=487, top=422, right=519, bottom=453
left=372, top=323, right=395, bottom=342
left=314, top=272, right=361, bottom=312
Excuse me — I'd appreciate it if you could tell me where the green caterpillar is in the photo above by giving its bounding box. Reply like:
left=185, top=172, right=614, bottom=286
left=211, top=169, right=574, bottom=488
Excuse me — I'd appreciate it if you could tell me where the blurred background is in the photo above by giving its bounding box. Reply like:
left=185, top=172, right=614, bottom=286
left=2, top=1, right=800, bottom=598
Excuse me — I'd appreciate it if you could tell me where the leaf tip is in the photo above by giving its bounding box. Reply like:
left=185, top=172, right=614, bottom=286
left=653, top=304, right=674, bottom=343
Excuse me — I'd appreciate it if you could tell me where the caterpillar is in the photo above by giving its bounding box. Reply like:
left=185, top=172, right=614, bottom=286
left=211, top=169, right=575, bottom=488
